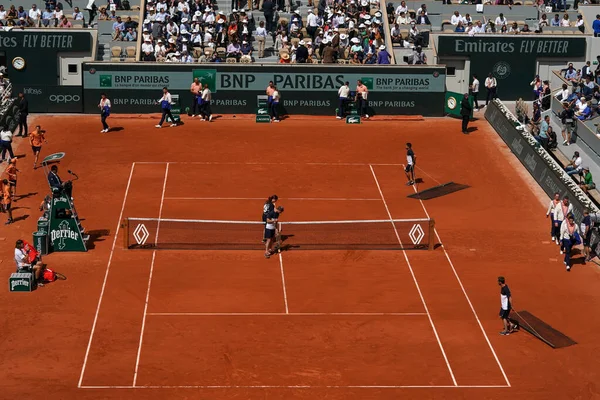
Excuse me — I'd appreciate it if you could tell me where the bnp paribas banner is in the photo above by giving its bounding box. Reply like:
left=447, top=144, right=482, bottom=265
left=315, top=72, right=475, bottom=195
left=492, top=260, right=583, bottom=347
left=83, top=64, right=446, bottom=116
left=438, top=35, right=586, bottom=100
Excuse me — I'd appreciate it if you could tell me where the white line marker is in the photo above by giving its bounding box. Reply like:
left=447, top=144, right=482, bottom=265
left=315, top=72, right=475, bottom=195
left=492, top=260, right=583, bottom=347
left=133, top=163, right=170, bottom=387
left=80, top=384, right=509, bottom=389
left=135, top=161, right=404, bottom=166
left=164, top=197, right=382, bottom=201
left=278, top=253, right=290, bottom=314
left=405, top=165, right=511, bottom=388
left=369, top=165, right=457, bottom=387
left=146, top=312, right=428, bottom=316
left=78, top=163, right=136, bottom=388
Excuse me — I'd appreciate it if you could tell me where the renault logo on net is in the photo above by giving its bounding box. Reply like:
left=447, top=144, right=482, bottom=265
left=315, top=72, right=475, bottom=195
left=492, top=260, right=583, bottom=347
left=49, top=94, right=81, bottom=103
left=133, top=224, right=150, bottom=245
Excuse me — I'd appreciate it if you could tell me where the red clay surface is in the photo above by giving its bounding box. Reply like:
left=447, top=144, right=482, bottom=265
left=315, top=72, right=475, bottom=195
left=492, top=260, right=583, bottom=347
left=1, top=114, right=600, bottom=400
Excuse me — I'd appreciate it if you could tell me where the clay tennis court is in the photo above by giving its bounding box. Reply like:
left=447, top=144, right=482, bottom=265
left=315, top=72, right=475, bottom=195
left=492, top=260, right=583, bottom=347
left=2, top=115, right=600, bottom=400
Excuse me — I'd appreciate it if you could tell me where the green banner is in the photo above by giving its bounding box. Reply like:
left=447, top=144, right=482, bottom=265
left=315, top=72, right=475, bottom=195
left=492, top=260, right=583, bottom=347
left=438, top=36, right=586, bottom=100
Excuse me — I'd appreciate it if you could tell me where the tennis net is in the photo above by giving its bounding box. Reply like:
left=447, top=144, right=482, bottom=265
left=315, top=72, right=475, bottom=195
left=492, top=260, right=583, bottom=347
left=123, top=218, right=435, bottom=251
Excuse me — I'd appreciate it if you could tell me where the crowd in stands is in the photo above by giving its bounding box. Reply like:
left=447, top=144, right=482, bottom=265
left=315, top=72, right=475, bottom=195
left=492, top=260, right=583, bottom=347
left=0, top=3, right=86, bottom=27
left=139, top=0, right=391, bottom=63
left=441, top=10, right=585, bottom=34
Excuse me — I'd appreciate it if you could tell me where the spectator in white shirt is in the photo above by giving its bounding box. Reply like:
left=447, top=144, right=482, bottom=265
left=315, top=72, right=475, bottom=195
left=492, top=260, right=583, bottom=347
left=73, top=6, right=84, bottom=20
left=494, top=13, right=507, bottom=27
left=141, top=38, right=154, bottom=53
left=450, top=11, right=462, bottom=25
left=473, top=20, right=486, bottom=34
left=29, top=4, right=41, bottom=25
left=395, top=0, right=407, bottom=15
left=53, top=7, right=63, bottom=20
left=396, top=11, right=409, bottom=25
left=557, top=83, right=570, bottom=101
left=0, top=5, right=7, bottom=19
left=154, top=39, right=166, bottom=58
left=565, top=151, right=583, bottom=176
left=561, top=14, right=570, bottom=27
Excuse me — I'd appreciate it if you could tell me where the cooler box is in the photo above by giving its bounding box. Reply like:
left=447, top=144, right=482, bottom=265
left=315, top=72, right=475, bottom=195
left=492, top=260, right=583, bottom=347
left=37, top=218, right=49, bottom=234
left=9, top=272, right=34, bottom=292
left=33, top=231, right=49, bottom=256
left=257, top=95, right=268, bottom=107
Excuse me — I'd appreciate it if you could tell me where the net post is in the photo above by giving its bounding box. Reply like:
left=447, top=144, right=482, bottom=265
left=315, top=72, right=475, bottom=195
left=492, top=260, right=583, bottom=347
left=122, top=218, right=128, bottom=249
left=428, top=219, right=435, bottom=251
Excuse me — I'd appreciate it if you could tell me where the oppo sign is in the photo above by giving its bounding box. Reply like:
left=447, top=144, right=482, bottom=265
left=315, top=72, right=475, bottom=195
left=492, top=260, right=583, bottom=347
left=49, top=94, right=81, bottom=103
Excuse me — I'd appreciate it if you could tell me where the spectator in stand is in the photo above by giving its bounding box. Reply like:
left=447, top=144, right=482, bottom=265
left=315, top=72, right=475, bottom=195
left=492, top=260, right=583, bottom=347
left=58, top=15, right=72, bottom=27
left=226, top=39, right=242, bottom=60
left=576, top=98, right=591, bottom=120
left=395, top=0, right=407, bottom=16
left=17, top=5, right=26, bottom=19
left=539, top=13, right=549, bottom=28
left=412, top=46, right=426, bottom=65
left=41, top=6, right=54, bottom=26
left=255, top=20, right=267, bottom=58
left=124, top=27, right=137, bottom=41
left=522, top=24, right=532, bottom=33
left=364, top=52, right=376, bottom=65
left=451, top=10, right=463, bottom=25
left=391, top=23, right=402, bottom=43
left=551, top=13, right=560, bottom=26
left=582, top=75, right=595, bottom=97
left=29, top=4, right=41, bottom=26
left=494, top=13, right=507, bottom=27
left=53, top=5, right=63, bottom=20
left=529, top=101, right=541, bottom=132
left=557, top=83, right=570, bottom=101
left=377, top=45, right=390, bottom=64
left=582, top=61, right=592, bottom=79
left=576, top=14, right=584, bottom=33
left=7, top=5, right=17, bottom=19
left=396, top=11, right=409, bottom=25
left=416, top=10, right=430, bottom=25
left=560, top=101, right=576, bottom=145
left=531, top=75, right=542, bottom=100
left=73, top=6, right=84, bottom=20
left=296, top=40, right=309, bottom=63
left=455, top=21, right=465, bottom=32
left=0, top=5, right=6, bottom=19
left=241, top=40, right=253, bottom=57
left=262, top=0, right=275, bottom=34
left=561, top=13, right=570, bottom=27
left=579, top=167, right=596, bottom=194
left=565, top=151, right=583, bottom=176
left=593, top=14, right=600, bottom=37
left=112, top=16, right=125, bottom=39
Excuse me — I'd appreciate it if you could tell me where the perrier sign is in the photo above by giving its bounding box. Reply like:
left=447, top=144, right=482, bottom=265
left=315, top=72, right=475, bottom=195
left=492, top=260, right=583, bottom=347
left=48, top=193, right=87, bottom=252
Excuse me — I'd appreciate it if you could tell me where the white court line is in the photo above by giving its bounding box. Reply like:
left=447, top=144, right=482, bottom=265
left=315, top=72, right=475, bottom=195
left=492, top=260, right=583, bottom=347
left=404, top=164, right=511, bottom=387
left=80, top=384, right=509, bottom=389
left=164, top=197, right=381, bottom=201
left=278, top=254, right=290, bottom=314
left=132, top=163, right=170, bottom=387
left=414, top=166, right=442, bottom=186
left=135, top=161, right=404, bottom=166
left=146, top=312, right=427, bottom=316
left=369, top=165, right=458, bottom=387
left=77, top=163, right=136, bottom=388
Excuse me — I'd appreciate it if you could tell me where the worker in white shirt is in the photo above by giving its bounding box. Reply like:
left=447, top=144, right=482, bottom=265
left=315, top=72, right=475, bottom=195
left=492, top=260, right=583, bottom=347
left=199, top=83, right=213, bottom=122
left=553, top=196, right=573, bottom=247
left=485, top=72, right=497, bottom=106
left=560, top=214, right=580, bottom=271
left=470, top=74, right=480, bottom=111
left=337, top=81, right=350, bottom=119
left=156, top=87, right=177, bottom=128
left=546, top=192, right=561, bottom=241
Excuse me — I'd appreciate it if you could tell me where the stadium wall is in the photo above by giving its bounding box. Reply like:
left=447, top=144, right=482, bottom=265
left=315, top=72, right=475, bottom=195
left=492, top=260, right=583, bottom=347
left=82, top=64, right=446, bottom=116
left=485, top=100, right=600, bottom=255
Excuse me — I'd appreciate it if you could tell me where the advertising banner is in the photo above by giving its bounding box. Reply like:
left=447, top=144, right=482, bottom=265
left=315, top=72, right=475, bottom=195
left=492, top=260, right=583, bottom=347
left=438, top=36, right=586, bottom=100
left=12, top=85, right=83, bottom=113
left=83, top=64, right=446, bottom=116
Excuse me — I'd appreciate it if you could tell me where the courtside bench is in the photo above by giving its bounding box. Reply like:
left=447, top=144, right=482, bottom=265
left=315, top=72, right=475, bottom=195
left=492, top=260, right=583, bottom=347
left=550, top=149, right=600, bottom=206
